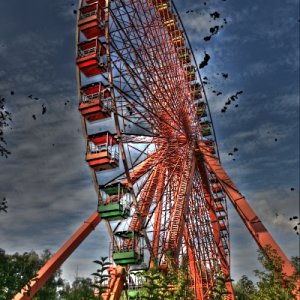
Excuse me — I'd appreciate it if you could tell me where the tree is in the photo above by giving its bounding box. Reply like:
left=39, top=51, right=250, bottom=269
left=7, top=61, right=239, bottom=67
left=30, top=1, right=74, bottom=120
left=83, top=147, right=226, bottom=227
left=233, top=275, right=256, bottom=300
left=91, top=256, right=112, bottom=299
left=33, top=249, right=64, bottom=299
left=250, top=245, right=297, bottom=300
left=138, top=253, right=194, bottom=300
left=59, top=277, right=97, bottom=300
left=0, top=249, right=63, bottom=299
left=233, top=246, right=298, bottom=300
left=140, top=267, right=167, bottom=300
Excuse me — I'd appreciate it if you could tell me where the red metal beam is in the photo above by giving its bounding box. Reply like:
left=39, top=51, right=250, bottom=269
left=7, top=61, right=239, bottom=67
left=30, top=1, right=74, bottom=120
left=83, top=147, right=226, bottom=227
left=152, top=170, right=165, bottom=262
left=184, top=227, right=204, bottom=300
left=129, top=167, right=161, bottom=232
left=199, top=141, right=296, bottom=277
left=197, top=159, right=234, bottom=299
left=13, top=211, right=101, bottom=300
left=102, top=266, right=126, bottom=300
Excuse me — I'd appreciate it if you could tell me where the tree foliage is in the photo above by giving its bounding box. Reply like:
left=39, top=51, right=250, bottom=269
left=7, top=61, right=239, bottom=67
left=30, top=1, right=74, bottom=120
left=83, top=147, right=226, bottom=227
left=1, top=247, right=298, bottom=299
left=136, top=254, right=193, bottom=299
left=91, top=256, right=111, bottom=299
left=233, top=246, right=298, bottom=300
left=0, top=248, right=63, bottom=299
left=59, top=277, right=97, bottom=300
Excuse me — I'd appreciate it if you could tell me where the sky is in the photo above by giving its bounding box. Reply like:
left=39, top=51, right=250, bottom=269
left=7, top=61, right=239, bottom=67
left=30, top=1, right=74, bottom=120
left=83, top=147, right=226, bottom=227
left=0, top=0, right=299, bottom=287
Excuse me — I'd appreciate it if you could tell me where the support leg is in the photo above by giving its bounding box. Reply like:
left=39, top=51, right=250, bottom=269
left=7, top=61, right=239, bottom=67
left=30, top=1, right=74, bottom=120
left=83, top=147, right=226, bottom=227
left=13, top=211, right=101, bottom=300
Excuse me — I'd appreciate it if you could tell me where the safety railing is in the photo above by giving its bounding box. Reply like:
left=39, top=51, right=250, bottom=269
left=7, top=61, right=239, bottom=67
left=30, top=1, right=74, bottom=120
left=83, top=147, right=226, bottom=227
left=78, top=46, right=97, bottom=58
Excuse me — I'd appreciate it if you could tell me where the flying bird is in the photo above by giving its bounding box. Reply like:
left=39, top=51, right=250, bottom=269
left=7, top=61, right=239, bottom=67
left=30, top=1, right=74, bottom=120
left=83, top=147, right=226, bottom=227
left=222, top=73, right=228, bottom=79
left=199, top=52, right=211, bottom=69
left=42, top=104, right=47, bottom=115
left=0, top=197, right=8, bottom=213
left=32, top=114, right=36, bottom=120
left=210, top=11, right=220, bottom=20
left=10, top=91, right=14, bottom=95
left=209, top=25, right=219, bottom=35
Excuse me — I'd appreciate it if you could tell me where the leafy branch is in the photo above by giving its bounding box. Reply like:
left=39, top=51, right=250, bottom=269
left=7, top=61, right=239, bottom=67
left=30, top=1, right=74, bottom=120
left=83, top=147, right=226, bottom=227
left=91, top=256, right=112, bottom=299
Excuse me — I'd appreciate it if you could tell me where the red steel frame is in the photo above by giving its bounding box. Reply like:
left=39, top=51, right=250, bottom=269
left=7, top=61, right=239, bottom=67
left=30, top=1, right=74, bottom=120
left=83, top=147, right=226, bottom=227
left=13, top=211, right=101, bottom=300
left=13, top=0, right=298, bottom=299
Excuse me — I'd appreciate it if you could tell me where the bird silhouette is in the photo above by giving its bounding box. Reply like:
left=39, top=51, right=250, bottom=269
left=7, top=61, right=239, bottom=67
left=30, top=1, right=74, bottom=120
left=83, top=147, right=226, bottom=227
left=222, top=73, right=228, bottom=79
left=199, top=52, right=211, bottom=69
left=42, top=104, right=47, bottom=115
left=210, top=25, right=219, bottom=35
left=0, top=197, right=8, bottom=213
left=210, top=11, right=220, bottom=20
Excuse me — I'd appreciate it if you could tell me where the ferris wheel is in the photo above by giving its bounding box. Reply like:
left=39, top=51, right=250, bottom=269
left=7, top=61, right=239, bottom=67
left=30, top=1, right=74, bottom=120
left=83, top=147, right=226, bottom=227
left=13, top=1, right=296, bottom=299
left=77, top=0, right=232, bottom=298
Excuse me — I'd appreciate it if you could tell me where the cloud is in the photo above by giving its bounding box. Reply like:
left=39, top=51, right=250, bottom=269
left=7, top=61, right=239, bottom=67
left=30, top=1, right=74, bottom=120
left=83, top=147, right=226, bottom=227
left=0, top=0, right=298, bottom=286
